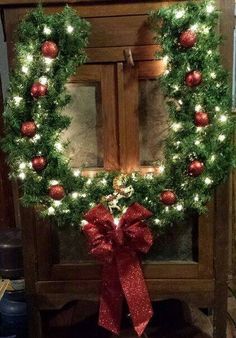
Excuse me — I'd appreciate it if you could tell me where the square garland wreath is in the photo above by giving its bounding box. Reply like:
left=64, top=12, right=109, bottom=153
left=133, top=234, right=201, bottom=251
left=2, top=1, right=235, bottom=231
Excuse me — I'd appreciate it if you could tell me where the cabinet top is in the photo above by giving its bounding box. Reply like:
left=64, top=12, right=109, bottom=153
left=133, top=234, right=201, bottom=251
left=0, top=0, right=162, bottom=6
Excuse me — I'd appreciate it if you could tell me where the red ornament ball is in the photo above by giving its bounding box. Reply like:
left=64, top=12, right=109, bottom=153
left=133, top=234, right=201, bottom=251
left=179, top=30, right=197, bottom=48
left=185, top=70, right=202, bottom=87
left=194, top=111, right=209, bottom=127
left=20, top=121, right=37, bottom=138
left=31, top=82, right=47, bottom=98
left=160, top=190, right=177, bottom=206
left=188, top=160, right=204, bottom=177
left=32, top=156, right=47, bottom=172
left=49, top=184, right=65, bottom=200
left=41, top=41, right=59, bottom=59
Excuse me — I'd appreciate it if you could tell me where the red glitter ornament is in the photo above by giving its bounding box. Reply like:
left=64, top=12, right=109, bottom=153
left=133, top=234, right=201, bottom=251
left=30, top=82, right=47, bottom=98
left=194, top=111, right=209, bottom=127
left=179, top=30, right=197, bottom=48
left=188, top=160, right=204, bottom=177
left=185, top=70, right=202, bottom=87
left=41, top=41, right=59, bottom=59
left=32, top=156, right=47, bottom=172
left=49, top=184, right=65, bottom=200
left=160, top=190, right=177, bottom=205
left=20, top=121, right=37, bottom=138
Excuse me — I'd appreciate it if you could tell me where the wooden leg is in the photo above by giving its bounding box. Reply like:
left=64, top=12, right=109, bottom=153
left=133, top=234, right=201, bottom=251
left=213, top=183, right=229, bottom=338
left=27, top=297, right=43, bottom=338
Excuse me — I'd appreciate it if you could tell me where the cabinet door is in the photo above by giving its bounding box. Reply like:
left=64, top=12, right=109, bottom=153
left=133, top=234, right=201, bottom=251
left=49, top=61, right=213, bottom=282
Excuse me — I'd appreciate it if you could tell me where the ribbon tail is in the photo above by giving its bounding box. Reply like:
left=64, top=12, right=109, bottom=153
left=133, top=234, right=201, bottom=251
left=116, top=248, right=153, bottom=336
left=99, top=262, right=123, bottom=335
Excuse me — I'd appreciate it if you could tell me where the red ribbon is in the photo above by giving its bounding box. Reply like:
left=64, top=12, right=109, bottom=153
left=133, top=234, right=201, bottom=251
left=83, top=203, right=153, bottom=336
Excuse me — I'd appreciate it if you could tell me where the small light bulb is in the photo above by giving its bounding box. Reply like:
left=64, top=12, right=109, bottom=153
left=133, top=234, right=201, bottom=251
left=175, top=9, right=185, bottom=19
left=164, top=69, right=170, bottom=75
left=146, top=173, right=154, bottom=180
left=195, top=140, right=200, bottom=146
left=194, top=194, right=199, bottom=202
left=154, top=218, right=161, bottom=224
left=173, top=155, right=179, bottom=161
left=44, top=57, right=53, bottom=65
left=210, top=154, right=216, bottom=162
left=210, top=72, right=216, bottom=79
left=219, top=115, right=227, bottom=122
left=49, top=180, right=59, bottom=186
left=114, top=217, right=119, bottom=226
left=43, top=26, right=52, bottom=35
left=165, top=206, right=170, bottom=212
left=39, top=76, right=48, bottom=85
left=176, top=204, right=183, bottom=211
left=67, top=25, right=74, bottom=33
left=218, top=134, right=226, bottom=142
left=159, top=165, right=165, bottom=174
left=73, top=170, right=81, bottom=177
left=206, top=3, right=215, bottom=14
left=48, top=207, right=55, bottom=215
left=215, top=106, right=220, bottom=112
left=31, top=134, right=41, bottom=143
left=19, top=162, right=27, bottom=170
left=207, top=50, right=213, bottom=55
left=18, top=172, right=26, bottom=180
left=72, top=192, right=79, bottom=199
left=163, top=55, right=169, bottom=64
left=86, top=178, right=92, bottom=185
left=13, top=96, right=22, bottom=106
left=54, top=200, right=62, bottom=207
left=171, top=122, right=182, bottom=132
left=81, top=220, right=87, bottom=227
left=202, top=26, right=210, bottom=34
left=190, top=24, right=199, bottom=32
left=55, top=142, right=63, bottom=151
left=101, top=178, right=107, bottom=185
left=195, top=105, right=203, bottom=112
left=22, top=66, right=29, bottom=74
left=173, top=85, right=179, bottom=91
left=26, top=54, right=33, bottom=63
left=205, top=177, right=213, bottom=185
left=178, top=100, right=183, bottom=105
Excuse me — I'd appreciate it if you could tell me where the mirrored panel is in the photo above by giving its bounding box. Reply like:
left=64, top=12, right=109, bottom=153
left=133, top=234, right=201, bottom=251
left=139, top=78, right=168, bottom=166
left=61, top=82, right=103, bottom=168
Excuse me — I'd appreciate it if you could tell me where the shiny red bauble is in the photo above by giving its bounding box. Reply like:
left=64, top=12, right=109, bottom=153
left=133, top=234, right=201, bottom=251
left=160, top=190, right=177, bottom=206
left=179, top=30, right=197, bottom=48
left=30, top=82, right=47, bottom=98
left=185, top=70, right=202, bottom=87
left=20, top=121, right=37, bottom=138
left=194, top=111, right=209, bottom=127
left=41, top=41, right=59, bottom=59
left=32, top=156, right=47, bottom=172
left=49, top=184, right=65, bottom=200
left=188, top=160, right=204, bottom=177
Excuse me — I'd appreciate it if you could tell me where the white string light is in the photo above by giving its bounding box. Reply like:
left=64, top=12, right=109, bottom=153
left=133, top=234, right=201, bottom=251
left=72, top=192, right=79, bottom=199
left=22, top=66, right=29, bottom=74
left=18, top=172, right=26, bottom=180
left=210, top=72, right=216, bottom=79
left=175, top=9, right=185, bottom=19
left=154, top=218, right=161, bottom=225
left=55, top=142, right=63, bottom=151
left=171, top=122, right=182, bottom=132
left=204, top=177, right=213, bottom=185
left=86, top=178, right=92, bottom=185
left=219, top=115, right=227, bottom=122
left=218, top=134, right=226, bottom=142
left=26, top=54, right=33, bottom=63
left=190, top=24, right=199, bottom=32
left=159, top=165, right=165, bottom=174
left=195, top=140, right=201, bottom=146
left=101, top=178, right=107, bottom=185
left=215, top=106, right=220, bottom=112
left=13, top=96, right=23, bottom=106
left=48, top=207, right=55, bottom=215
left=39, top=76, right=48, bottom=85
left=49, top=180, right=59, bottom=185
left=206, top=3, right=215, bottom=14
left=73, top=169, right=81, bottom=177
left=43, top=26, right=52, bottom=35
left=194, top=194, right=199, bottom=202
left=66, top=25, right=74, bottom=33
left=176, top=204, right=184, bottom=211
left=210, top=154, right=216, bottom=162
left=54, top=200, right=62, bottom=207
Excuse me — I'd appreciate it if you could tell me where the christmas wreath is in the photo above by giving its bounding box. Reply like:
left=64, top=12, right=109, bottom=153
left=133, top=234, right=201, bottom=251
left=2, top=1, right=235, bottom=229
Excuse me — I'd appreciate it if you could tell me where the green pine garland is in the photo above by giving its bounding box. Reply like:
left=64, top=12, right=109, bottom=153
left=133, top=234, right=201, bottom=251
left=2, top=1, right=235, bottom=230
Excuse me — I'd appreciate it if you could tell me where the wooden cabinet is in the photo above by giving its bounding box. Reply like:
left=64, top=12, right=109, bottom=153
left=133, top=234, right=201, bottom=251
left=0, top=1, right=234, bottom=337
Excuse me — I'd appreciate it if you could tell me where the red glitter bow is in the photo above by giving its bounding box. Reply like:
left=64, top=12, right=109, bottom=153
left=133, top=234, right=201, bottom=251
left=83, top=203, right=153, bottom=336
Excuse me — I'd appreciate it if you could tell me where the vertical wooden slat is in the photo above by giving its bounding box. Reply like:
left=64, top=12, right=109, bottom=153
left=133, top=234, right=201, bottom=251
left=0, top=71, right=16, bottom=228
left=101, top=64, right=119, bottom=170
left=117, top=62, right=139, bottom=172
